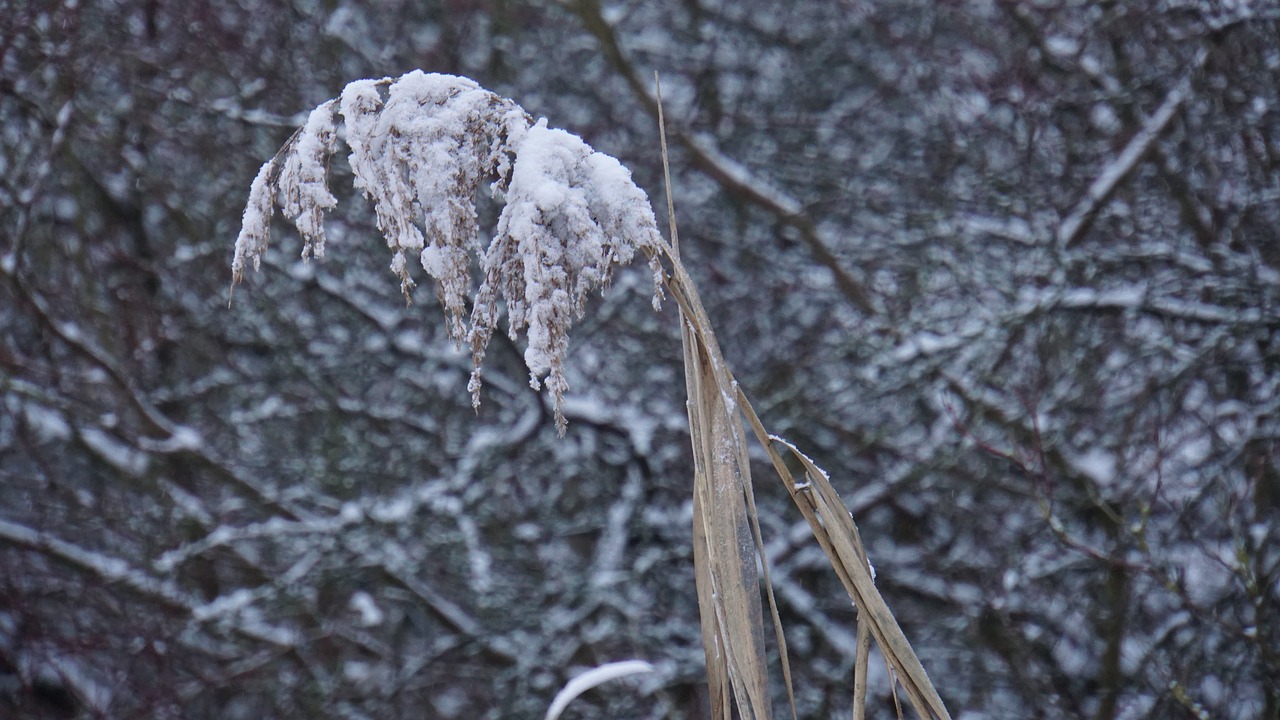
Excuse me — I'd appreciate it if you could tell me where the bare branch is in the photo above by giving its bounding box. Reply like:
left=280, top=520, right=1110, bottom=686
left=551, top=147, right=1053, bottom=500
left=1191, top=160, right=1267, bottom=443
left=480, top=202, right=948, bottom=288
left=1057, top=48, right=1210, bottom=249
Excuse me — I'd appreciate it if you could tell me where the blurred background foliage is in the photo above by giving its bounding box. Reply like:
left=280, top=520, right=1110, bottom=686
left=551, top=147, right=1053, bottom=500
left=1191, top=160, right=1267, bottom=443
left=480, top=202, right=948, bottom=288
left=1, top=1, right=1277, bottom=718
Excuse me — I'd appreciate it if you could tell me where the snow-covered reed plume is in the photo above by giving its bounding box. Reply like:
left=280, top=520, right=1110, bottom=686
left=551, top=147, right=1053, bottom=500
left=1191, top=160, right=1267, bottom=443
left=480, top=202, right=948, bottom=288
left=232, top=71, right=951, bottom=720
left=231, top=71, right=662, bottom=433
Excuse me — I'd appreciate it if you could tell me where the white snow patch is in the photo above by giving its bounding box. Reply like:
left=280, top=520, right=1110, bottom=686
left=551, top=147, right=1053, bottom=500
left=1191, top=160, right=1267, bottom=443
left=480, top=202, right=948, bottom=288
left=1074, top=448, right=1117, bottom=486
left=544, top=660, right=653, bottom=720
left=1002, top=568, right=1020, bottom=592
left=432, top=685, right=469, bottom=718
left=1091, top=103, right=1121, bottom=135
left=1052, top=636, right=1090, bottom=675
left=193, top=588, right=256, bottom=622
left=1182, top=547, right=1233, bottom=605
left=339, top=502, right=363, bottom=522
left=21, top=402, right=71, bottom=441
left=79, top=427, right=149, bottom=477
left=145, top=425, right=203, bottom=453
left=1045, top=35, right=1080, bottom=58
left=343, top=660, right=373, bottom=683
left=349, top=591, right=385, bottom=627
left=371, top=495, right=414, bottom=523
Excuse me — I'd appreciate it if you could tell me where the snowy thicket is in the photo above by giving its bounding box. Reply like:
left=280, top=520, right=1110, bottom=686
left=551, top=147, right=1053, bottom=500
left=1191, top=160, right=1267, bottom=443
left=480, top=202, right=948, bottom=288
left=3, top=2, right=1279, bottom=719
left=233, top=71, right=662, bottom=432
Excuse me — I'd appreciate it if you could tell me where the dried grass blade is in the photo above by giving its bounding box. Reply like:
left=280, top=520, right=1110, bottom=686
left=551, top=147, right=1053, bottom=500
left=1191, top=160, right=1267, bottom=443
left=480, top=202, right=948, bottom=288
left=692, top=485, right=733, bottom=720
left=725, top=386, right=950, bottom=720
left=683, top=319, right=773, bottom=720
left=853, top=615, right=871, bottom=720
left=800, top=460, right=937, bottom=719
left=775, top=433, right=949, bottom=720
left=657, top=245, right=949, bottom=718
left=650, top=202, right=948, bottom=718
left=738, top=453, right=800, bottom=720
left=660, top=73, right=776, bottom=720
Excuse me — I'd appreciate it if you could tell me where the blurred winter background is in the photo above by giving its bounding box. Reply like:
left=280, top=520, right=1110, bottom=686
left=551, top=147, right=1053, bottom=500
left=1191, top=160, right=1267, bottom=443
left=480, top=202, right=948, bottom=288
left=2, top=1, right=1277, bottom=718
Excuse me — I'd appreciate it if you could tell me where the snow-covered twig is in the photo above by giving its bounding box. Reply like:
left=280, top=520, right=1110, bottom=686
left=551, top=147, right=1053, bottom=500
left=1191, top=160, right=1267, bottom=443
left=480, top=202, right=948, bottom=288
left=1057, top=47, right=1209, bottom=249
left=569, top=0, right=879, bottom=316
left=0, top=518, right=297, bottom=648
left=543, top=660, right=654, bottom=720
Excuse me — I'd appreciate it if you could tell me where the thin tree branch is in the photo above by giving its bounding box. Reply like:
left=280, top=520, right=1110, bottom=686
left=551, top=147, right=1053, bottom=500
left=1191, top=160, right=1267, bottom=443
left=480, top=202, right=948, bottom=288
left=1057, top=47, right=1210, bottom=249
left=570, top=0, right=878, bottom=315
left=0, top=517, right=297, bottom=649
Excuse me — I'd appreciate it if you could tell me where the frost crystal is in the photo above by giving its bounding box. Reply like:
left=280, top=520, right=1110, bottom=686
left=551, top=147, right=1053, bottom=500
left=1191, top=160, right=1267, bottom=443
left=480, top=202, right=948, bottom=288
left=232, top=71, right=664, bottom=433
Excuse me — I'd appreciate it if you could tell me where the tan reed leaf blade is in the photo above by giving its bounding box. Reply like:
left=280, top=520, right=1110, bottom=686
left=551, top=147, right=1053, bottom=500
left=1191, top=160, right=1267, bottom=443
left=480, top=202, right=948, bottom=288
left=736, top=428, right=801, bottom=720
left=658, top=72, right=780, bottom=720
left=692, top=483, right=733, bottom=720
left=679, top=270, right=774, bottom=720
left=756, top=427, right=951, bottom=720
left=654, top=71, right=945, bottom=720
left=687, top=340, right=772, bottom=719
left=853, top=613, right=872, bottom=720
left=649, top=238, right=950, bottom=720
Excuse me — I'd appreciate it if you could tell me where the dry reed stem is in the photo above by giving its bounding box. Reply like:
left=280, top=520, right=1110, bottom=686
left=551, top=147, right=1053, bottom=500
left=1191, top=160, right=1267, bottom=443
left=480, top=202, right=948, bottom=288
left=660, top=73, right=776, bottom=720
left=235, top=70, right=950, bottom=719
left=653, top=69, right=947, bottom=717
left=752, top=431, right=952, bottom=720
left=645, top=226, right=951, bottom=720
left=853, top=620, right=872, bottom=720
left=684, top=329, right=772, bottom=719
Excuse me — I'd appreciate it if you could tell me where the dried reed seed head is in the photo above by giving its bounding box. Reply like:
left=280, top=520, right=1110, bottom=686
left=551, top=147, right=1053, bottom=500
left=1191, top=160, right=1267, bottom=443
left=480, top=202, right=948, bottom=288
left=281, top=100, right=339, bottom=262
left=232, top=71, right=665, bottom=433
left=230, top=158, right=278, bottom=288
